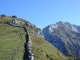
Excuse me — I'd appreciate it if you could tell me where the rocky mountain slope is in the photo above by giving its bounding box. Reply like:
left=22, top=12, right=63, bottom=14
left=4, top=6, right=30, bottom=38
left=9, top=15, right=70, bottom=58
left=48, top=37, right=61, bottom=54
left=0, top=16, right=69, bottom=60
left=42, top=21, right=80, bottom=60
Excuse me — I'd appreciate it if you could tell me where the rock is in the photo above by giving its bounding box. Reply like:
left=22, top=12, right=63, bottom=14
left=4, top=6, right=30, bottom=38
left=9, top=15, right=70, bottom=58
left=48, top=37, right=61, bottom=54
left=26, top=21, right=36, bottom=28
left=8, top=19, right=25, bottom=25
left=27, top=33, right=34, bottom=60
left=29, top=29, right=44, bottom=39
left=7, top=19, right=37, bottom=29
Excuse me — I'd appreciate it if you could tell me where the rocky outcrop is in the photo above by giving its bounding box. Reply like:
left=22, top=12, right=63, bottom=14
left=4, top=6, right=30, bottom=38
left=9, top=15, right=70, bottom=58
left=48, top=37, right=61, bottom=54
left=8, top=19, right=25, bottom=25
left=29, top=29, right=44, bottom=39
left=42, top=21, right=80, bottom=60
left=8, top=19, right=36, bottom=28
left=26, top=21, right=36, bottom=28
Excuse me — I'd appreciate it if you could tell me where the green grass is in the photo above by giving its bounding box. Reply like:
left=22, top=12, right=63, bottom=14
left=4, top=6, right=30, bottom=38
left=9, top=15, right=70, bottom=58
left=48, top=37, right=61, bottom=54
left=31, top=35, right=68, bottom=60
left=0, top=16, right=26, bottom=23
left=0, top=21, right=26, bottom=60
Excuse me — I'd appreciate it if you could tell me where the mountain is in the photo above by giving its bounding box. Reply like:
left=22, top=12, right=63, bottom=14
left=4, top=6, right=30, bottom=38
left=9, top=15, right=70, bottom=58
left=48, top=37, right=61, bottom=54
left=42, top=21, right=80, bottom=60
left=0, top=16, right=69, bottom=60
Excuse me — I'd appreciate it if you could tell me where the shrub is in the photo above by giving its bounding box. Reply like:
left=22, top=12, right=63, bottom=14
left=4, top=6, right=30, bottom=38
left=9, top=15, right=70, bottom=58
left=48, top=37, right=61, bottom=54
left=12, top=15, right=17, bottom=18
left=0, top=14, right=6, bottom=18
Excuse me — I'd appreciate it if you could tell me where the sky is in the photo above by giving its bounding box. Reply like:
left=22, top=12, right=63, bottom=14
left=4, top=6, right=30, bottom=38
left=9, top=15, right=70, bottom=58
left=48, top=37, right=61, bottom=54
left=0, top=0, right=80, bottom=29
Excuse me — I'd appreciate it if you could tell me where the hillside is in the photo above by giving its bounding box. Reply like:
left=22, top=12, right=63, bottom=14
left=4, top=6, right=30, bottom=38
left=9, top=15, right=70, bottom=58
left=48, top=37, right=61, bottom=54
left=31, top=34, right=69, bottom=60
left=0, top=16, right=69, bottom=60
left=0, top=17, right=26, bottom=60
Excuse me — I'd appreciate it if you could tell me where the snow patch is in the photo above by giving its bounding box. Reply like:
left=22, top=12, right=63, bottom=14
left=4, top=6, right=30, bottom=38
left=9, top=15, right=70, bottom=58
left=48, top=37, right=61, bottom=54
left=49, top=24, right=58, bottom=33
left=51, top=24, right=58, bottom=28
left=71, top=26, right=78, bottom=32
left=63, top=22, right=78, bottom=32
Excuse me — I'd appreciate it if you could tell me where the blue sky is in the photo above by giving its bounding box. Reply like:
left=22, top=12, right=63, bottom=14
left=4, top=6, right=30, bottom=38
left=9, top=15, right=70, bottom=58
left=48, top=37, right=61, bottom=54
left=0, top=0, right=80, bottom=29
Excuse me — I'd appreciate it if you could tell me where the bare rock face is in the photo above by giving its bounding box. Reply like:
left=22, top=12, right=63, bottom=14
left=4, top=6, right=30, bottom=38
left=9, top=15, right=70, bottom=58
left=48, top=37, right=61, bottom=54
left=42, top=21, right=80, bottom=59
left=29, top=29, right=44, bottom=39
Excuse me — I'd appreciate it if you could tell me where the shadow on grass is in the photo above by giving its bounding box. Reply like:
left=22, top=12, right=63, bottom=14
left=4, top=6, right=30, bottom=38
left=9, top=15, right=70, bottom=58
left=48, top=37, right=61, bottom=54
left=23, top=34, right=29, bottom=60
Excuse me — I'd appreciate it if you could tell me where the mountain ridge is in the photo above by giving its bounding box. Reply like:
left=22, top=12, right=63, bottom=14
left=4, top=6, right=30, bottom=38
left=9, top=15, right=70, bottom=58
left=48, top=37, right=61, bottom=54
left=42, top=21, right=80, bottom=60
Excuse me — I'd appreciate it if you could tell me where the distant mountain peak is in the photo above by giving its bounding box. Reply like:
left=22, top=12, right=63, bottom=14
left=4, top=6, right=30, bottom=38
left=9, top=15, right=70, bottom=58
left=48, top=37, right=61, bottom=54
left=49, top=21, right=64, bottom=29
left=42, top=21, right=80, bottom=59
left=57, top=21, right=63, bottom=23
left=56, top=21, right=64, bottom=26
left=49, top=21, right=78, bottom=32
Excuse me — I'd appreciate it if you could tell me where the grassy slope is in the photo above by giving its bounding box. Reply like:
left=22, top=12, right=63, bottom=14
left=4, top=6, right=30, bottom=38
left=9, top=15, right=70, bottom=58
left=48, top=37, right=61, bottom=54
left=0, top=17, right=26, bottom=60
left=0, top=17, right=69, bottom=60
left=31, top=35, right=68, bottom=60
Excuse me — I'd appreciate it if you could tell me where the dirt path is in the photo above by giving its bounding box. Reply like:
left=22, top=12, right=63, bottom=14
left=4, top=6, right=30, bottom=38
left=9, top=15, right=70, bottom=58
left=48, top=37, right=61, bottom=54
left=0, top=22, right=24, bottom=60
left=10, top=32, right=24, bottom=60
